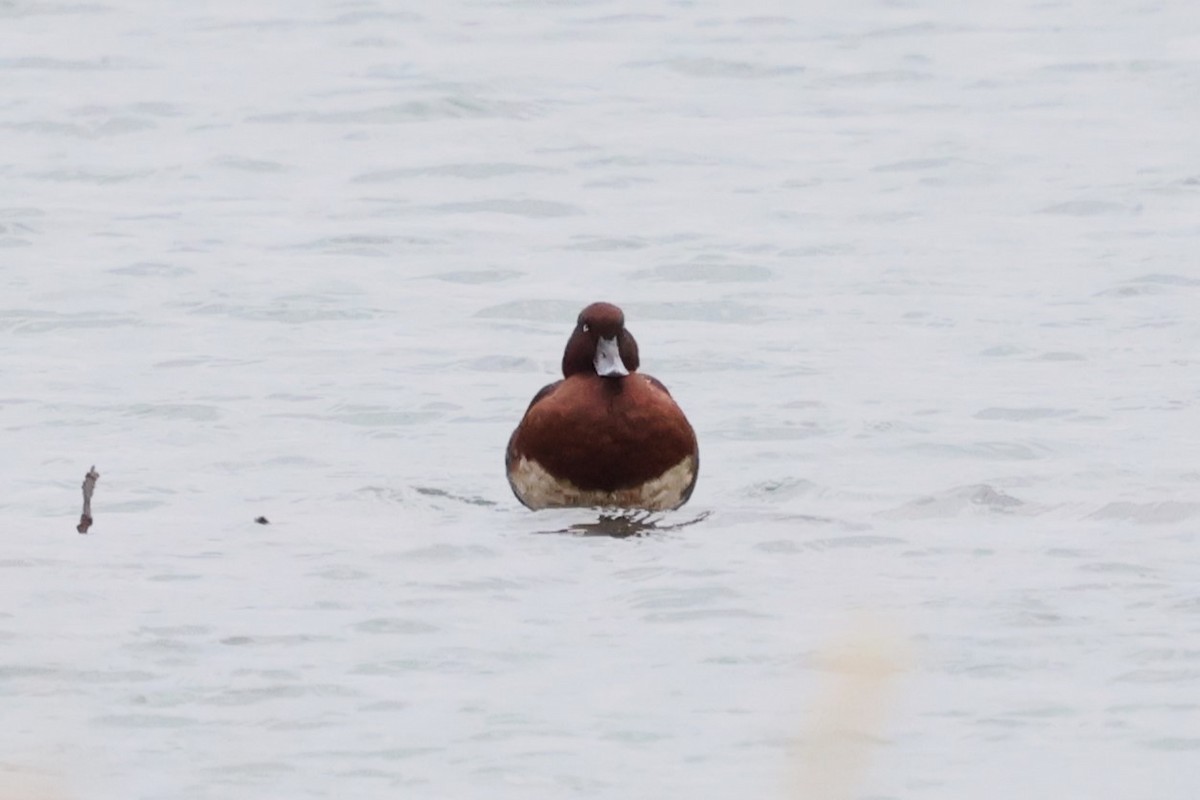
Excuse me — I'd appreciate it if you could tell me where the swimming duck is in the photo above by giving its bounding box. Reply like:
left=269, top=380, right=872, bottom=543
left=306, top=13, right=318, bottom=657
left=506, top=302, right=699, bottom=510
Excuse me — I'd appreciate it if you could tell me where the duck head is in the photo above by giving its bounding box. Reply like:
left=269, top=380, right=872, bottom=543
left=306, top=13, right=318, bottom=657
left=561, top=302, right=641, bottom=379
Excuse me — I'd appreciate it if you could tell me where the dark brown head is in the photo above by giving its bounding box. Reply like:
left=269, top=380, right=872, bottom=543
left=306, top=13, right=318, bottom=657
left=561, top=302, right=641, bottom=378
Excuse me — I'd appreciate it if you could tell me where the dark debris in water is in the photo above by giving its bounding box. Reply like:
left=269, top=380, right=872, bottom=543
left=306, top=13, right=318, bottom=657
left=254, top=516, right=270, bottom=525
left=77, top=465, right=99, bottom=534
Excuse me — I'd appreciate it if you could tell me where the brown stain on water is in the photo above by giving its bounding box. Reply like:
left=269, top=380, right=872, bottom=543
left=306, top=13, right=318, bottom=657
left=0, top=766, right=70, bottom=800
left=790, top=618, right=910, bottom=800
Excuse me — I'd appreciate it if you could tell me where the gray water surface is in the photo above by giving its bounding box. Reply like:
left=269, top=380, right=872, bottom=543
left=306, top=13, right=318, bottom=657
left=3, top=1, right=1199, bottom=798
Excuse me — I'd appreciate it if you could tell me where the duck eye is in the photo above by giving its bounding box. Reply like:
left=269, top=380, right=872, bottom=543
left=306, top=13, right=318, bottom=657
left=581, top=323, right=590, bottom=332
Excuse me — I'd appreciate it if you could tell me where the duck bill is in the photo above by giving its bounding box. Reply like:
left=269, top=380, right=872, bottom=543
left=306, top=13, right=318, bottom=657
left=594, top=336, right=629, bottom=378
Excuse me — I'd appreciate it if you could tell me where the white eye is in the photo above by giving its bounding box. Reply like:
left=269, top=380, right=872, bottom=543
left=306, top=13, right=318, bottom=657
left=581, top=323, right=590, bottom=332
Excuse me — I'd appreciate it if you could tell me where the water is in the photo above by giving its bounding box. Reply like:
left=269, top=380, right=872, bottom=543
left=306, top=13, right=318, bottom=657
left=3, top=0, right=1199, bottom=797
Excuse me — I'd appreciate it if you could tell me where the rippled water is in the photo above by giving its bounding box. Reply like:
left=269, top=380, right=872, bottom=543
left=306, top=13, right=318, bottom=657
left=3, top=1, right=1199, bottom=797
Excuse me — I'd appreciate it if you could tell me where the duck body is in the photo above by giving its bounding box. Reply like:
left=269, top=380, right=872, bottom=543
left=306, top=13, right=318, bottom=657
left=506, top=302, right=698, bottom=511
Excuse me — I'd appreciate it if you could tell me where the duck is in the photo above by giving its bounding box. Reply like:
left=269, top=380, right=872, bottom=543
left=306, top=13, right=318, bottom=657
left=506, top=302, right=699, bottom=510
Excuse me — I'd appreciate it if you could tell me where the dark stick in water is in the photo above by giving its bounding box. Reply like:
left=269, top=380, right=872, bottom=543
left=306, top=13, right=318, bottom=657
left=77, top=466, right=99, bottom=534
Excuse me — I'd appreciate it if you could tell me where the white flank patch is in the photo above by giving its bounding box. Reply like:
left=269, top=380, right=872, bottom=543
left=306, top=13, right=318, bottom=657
left=510, top=456, right=696, bottom=511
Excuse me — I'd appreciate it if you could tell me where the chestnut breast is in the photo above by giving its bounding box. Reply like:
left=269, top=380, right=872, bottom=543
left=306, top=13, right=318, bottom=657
left=509, top=373, right=697, bottom=494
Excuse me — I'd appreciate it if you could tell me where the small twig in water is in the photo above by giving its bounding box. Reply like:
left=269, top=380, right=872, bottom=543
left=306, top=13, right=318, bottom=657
left=77, top=466, right=99, bottom=534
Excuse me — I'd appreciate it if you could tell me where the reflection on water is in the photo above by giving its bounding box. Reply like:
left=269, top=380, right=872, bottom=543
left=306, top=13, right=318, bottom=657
left=542, top=509, right=714, bottom=538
